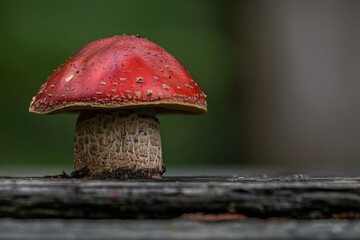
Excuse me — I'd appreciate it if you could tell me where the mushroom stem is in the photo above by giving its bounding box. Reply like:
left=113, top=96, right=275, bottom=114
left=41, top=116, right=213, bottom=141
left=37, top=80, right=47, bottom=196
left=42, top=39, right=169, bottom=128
left=73, top=108, right=165, bottom=179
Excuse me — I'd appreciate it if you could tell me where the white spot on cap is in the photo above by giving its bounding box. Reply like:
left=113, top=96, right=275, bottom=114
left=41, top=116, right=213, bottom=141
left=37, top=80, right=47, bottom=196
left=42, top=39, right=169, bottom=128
left=184, top=83, right=193, bottom=89
left=136, top=77, right=144, bottom=83
left=134, top=91, right=141, bottom=99
left=100, top=81, right=106, bottom=86
left=146, top=89, right=153, bottom=96
left=162, top=84, right=170, bottom=90
left=30, top=96, right=36, bottom=105
left=65, top=72, right=75, bottom=82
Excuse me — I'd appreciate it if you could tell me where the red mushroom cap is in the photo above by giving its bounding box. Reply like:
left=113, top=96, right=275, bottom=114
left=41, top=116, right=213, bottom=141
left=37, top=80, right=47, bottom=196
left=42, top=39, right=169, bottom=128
left=29, top=35, right=207, bottom=114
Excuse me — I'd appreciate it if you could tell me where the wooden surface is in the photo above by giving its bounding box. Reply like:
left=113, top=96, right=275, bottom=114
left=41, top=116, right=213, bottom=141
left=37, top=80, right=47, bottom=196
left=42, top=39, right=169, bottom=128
left=1, top=175, right=360, bottom=219
left=2, top=219, right=360, bottom=240
left=1, top=175, right=360, bottom=239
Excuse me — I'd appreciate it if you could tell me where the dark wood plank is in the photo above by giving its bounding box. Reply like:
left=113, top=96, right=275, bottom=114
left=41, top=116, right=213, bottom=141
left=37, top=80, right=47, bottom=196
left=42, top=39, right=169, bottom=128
left=1, top=176, right=360, bottom=219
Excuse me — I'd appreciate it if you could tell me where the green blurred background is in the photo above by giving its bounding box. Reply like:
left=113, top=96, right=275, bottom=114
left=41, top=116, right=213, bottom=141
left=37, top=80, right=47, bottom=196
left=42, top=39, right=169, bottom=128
left=2, top=0, right=360, bottom=175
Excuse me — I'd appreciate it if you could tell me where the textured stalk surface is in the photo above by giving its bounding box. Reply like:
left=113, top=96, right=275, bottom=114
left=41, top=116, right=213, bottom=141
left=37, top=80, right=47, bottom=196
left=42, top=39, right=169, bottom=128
left=74, top=108, right=164, bottom=178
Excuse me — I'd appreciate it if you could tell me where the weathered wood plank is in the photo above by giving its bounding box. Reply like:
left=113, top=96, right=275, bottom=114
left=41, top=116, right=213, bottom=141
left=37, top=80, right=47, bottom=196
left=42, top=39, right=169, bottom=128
left=1, top=219, right=360, bottom=240
left=1, top=176, right=360, bottom=219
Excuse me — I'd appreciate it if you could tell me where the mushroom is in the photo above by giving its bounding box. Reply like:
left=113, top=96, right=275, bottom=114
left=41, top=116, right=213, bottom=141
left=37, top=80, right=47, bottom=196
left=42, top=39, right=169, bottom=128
left=29, top=35, right=207, bottom=179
